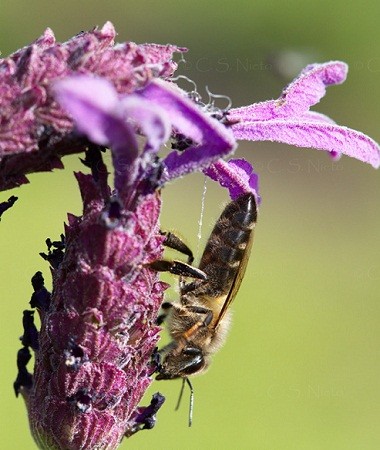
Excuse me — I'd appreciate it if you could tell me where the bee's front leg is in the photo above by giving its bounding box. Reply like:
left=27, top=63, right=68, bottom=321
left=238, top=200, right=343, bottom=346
left=149, top=230, right=206, bottom=280
left=160, top=231, right=194, bottom=264
left=149, top=259, right=206, bottom=280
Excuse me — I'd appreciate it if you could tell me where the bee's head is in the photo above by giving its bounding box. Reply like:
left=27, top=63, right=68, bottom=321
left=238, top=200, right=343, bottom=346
left=155, top=344, right=208, bottom=380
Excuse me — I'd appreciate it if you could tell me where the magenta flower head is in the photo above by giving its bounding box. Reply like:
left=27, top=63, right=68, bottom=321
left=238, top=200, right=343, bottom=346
left=6, top=23, right=379, bottom=450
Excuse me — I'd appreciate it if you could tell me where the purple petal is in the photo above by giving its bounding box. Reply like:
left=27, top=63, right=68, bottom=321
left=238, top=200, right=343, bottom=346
left=54, top=76, right=123, bottom=145
left=232, top=119, right=380, bottom=168
left=139, top=80, right=206, bottom=142
left=228, top=61, right=347, bottom=122
left=204, top=158, right=260, bottom=201
left=138, top=80, right=236, bottom=180
left=55, top=76, right=141, bottom=191
left=297, top=111, right=337, bottom=124
left=55, top=76, right=172, bottom=192
left=120, top=96, right=171, bottom=154
left=113, top=96, right=171, bottom=193
left=162, top=139, right=235, bottom=181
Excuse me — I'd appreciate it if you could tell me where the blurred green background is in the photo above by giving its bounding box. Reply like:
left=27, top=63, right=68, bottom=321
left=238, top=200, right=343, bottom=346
left=1, top=1, right=379, bottom=449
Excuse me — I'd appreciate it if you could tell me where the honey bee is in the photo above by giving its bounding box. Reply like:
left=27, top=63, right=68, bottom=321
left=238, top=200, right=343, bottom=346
left=153, top=192, right=258, bottom=425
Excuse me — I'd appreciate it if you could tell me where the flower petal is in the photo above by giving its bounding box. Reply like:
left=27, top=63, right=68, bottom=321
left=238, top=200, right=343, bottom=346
left=204, top=158, right=260, bottom=201
left=138, top=80, right=236, bottom=180
left=232, top=119, right=380, bottom=168
left=54, top=76, right=124, bottom=145
left=297, top=111, right=337, bottom=124
left=228, top=61, right=347, bottom=122
left=120, top=96, right=171, bottom=154
left=114, top=95, right=171, bottom=193
left=55, top=75, right=169, bottom=193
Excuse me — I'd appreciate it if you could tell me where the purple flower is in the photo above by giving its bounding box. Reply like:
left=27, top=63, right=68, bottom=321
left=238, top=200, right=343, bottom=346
left=227, top=61, right=380, bottom=168
left=204, top=61, right=380, bottom=199
left=10, top=24, right=380, bottom=450
left=0, top=22, right=184, bottom=191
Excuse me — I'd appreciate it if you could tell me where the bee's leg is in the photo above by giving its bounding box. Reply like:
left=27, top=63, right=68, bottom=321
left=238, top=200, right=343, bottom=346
left=181, top=306, right=213, bottom=341
left=149, top=347, right=162, bottom=374
left=187, top=305, right=213, bottom=326
left=149, top=259, right=206, bottom=280
left=160, top=231, right=194, bottom=264
left=156, top=302, right=173, bottom=325
left=156, top=231, right=204, bottom=289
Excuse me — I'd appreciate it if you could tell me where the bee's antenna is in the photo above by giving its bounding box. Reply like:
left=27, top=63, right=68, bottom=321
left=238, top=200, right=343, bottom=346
left=175, top=377, right=194, bottom=427
left=175, top=378, right=186, bottom=411
left=186, top=377, right=194, bottom=427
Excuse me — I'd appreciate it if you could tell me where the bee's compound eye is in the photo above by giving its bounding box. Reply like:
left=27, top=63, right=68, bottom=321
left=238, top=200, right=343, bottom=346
left=183, top=346, right=202, bottom=356
left=181, top=347, right=205, bottom=375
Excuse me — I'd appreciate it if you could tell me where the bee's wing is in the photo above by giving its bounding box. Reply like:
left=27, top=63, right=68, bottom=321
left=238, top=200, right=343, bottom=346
left=213, top=229, right=255, bottom=330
